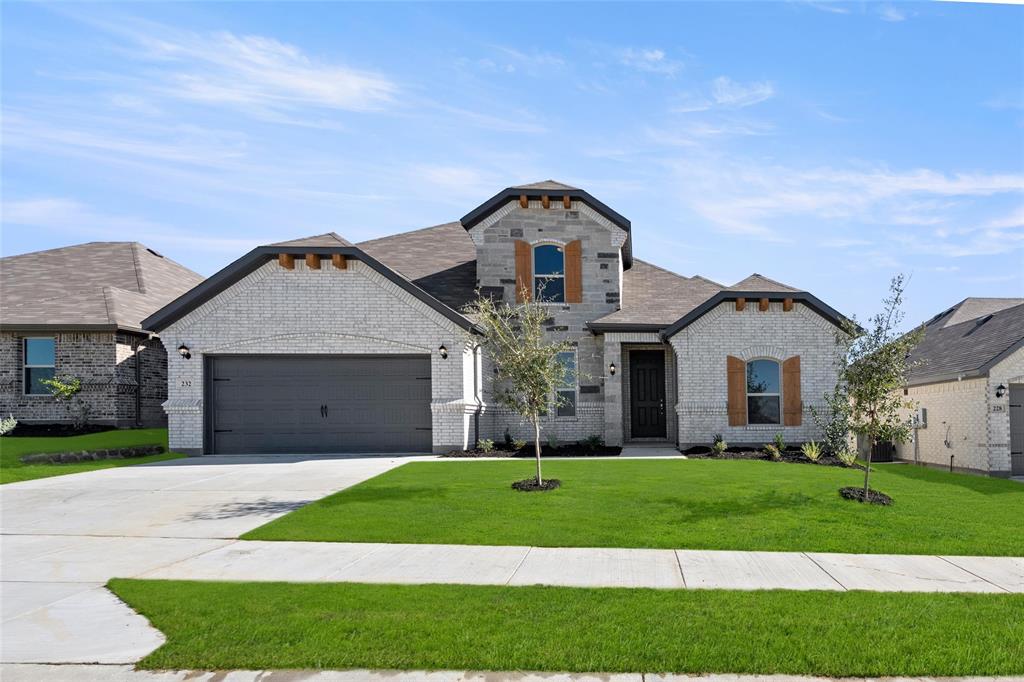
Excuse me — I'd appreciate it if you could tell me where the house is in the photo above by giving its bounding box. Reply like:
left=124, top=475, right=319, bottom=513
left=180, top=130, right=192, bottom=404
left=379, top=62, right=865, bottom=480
left=895, top=298, right=1024, bottom=477
left=142, top=181, right=851, bottom=455
left=0, top=242, right=204, bottom=426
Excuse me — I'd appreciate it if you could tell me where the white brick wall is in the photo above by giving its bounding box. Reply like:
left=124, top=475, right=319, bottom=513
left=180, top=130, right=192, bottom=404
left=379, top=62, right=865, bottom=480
left=987, top=348, right=1024, bottom=474
left=669, top=302, right=845, bottom=447
left=161, top=258, right=477, bottom=454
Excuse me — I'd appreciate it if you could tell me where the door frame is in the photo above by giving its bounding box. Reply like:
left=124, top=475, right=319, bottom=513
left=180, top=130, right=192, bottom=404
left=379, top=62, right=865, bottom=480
left=628, top=349, right=667, bottom=439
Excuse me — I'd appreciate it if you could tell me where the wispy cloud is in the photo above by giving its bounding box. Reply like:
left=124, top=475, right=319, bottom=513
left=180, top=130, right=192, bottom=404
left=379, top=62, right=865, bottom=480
left=711, top=77, right=776, bottom=108
left=878, top=6, right=909, bottom=22
left=617, top=47, right=682, bottom=75
left=801, top=1, right=851, bottom=15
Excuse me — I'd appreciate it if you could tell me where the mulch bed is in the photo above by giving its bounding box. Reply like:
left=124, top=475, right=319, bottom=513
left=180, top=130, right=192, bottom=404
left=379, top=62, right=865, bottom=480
left=511, top=478, right=562, bottom=492
left=839, top=486, right=894, bottom=505
left=682, top=445, right=865, bottom=470
left=444, top=444, right=621, bottom=458
left=6, top=423, right=116, bottom=438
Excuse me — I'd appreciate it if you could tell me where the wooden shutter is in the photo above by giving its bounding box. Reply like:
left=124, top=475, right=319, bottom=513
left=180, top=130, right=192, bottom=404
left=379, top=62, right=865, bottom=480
left=564, top=240, right=582, bottom=303
left=783, top=356, right=802, bottom=426
left=727, top=355, right=746, bottom=426
left=514, top=240, right=532, bottom=303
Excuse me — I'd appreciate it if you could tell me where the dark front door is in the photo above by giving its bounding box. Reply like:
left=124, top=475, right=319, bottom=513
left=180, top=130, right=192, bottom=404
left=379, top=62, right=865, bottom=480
left=630, top=350, right=666, bottom=438
left=207, top=355, right=432, bottom=454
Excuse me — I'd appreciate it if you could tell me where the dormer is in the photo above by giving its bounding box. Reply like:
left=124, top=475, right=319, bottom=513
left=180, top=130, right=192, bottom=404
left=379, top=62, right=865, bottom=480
left=460, top=181, right=632, bottom=313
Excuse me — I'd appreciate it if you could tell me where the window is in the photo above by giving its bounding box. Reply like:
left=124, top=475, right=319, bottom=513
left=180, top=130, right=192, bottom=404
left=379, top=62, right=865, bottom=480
left=746, top=359, right=780, bottom=424
left=533, top=244, right=565, bottom=303
left=24, top=337, right=56, bottom=395
left=555, top=350, right=577, bottom=417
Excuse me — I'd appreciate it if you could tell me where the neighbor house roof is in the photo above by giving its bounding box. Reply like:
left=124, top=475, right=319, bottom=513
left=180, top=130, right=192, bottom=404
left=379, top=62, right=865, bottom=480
left=726, top=273, right=800, bottom=293
left=0, top=242, right=204, bottom=333
left=460, top=180, right=634, bottom=269
left=905, top=298, right=1024, bottom=386
left=589, top=262, right=722, bottom=331
left=270, top=232, right=353, bottom=247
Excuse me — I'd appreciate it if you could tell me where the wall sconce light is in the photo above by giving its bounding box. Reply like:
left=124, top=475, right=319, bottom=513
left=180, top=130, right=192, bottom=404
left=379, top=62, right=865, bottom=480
left=177, top=344, right=191, bottom=360
left=439, top=344, right=448, bottom=359
left=609, top=362, right=616, bottom=376
left=996, top=384, right=1007, bottom=398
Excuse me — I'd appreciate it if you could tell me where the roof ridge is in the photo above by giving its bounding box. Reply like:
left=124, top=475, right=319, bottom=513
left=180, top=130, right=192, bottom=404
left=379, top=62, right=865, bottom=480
left=357, top=221, right=461, bottom=246
left=939, top=300, right=1024, bottom=331
left=632, top=258, right=692, bottom=280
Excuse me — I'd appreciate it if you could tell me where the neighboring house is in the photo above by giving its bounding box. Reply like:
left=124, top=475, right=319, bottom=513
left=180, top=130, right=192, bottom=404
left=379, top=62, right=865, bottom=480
left=0, top=242, right=204, bottom=426
left=142, top=181, right=851, bottom=455
left=894, top=298, right=1024, bottom=477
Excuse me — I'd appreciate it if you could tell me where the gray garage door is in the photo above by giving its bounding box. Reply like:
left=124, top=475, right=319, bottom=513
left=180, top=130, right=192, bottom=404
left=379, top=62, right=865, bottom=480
left=208, top=355, right=432, bottom=454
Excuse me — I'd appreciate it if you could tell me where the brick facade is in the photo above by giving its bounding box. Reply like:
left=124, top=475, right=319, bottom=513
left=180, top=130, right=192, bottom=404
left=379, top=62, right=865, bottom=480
left=0, top=331, right=168, bottom=427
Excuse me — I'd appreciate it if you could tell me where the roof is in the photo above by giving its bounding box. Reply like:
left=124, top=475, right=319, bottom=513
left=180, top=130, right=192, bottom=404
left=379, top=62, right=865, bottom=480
left=726, top=273, right=800, bottom=292
left=460, top=180, right=634, bottom=269
left=358, top=222, right=477, bottom=311
left=0, top=242, right=204, bottom=332
left=270, top=232, right=353, bottom=247
left=589, top=261, right=722, bottom=330
left=905, top=298, right=1024, bottom=386
left=141, top=233, right=480, bottom=334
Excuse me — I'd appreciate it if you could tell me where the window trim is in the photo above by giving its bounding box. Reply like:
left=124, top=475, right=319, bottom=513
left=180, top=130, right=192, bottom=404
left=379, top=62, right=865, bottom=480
left=745, top=357, right=781, bottom=425
left=555, top=348, right=578, bottom=418
left=532, top=242, right=566, bottom=304
left=23, top=336, right=56, bottom=396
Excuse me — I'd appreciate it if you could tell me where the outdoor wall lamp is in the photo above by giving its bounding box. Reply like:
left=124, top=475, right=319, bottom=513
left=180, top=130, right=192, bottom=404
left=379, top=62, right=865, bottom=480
left=609, top=362, right=616, bottom=376
left=996, top=384, right=1007, bottom=398
left=177, top=344, right=191, bottom=360
left=439, top=344, right=448, bottom=359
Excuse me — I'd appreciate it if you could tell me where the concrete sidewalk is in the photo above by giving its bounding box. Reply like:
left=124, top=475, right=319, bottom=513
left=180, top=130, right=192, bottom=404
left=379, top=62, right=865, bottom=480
left=138, top=539, right=1024, bottom=593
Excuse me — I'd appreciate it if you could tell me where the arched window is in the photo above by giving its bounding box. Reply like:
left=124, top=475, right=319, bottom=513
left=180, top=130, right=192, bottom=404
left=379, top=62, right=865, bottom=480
left=533, top=244, right=565, bottom=302
left=746, top=359, right=781, bottom=424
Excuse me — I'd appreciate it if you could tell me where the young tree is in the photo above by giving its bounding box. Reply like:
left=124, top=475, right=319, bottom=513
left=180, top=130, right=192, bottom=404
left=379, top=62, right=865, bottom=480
left=40, top=374, right=91, bottom=430
left=466, top=290, right=573, bottom=486
left=841, top=275, right=923, bottom=500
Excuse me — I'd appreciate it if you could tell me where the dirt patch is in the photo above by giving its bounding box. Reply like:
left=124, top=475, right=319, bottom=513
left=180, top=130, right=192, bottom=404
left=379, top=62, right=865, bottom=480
left=839, top=486, right=893, bottom=505
left=512, top=478, right=562, bottom=492
left=6, top=423, right=116, bottom=438
left=444, top=443, right=621, bottom=458
left=682, top=446, right=865, bottom=470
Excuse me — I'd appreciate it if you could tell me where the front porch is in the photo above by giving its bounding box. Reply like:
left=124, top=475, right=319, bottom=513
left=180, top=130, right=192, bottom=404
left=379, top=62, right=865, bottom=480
left=602, top=332, right=676, bottom=447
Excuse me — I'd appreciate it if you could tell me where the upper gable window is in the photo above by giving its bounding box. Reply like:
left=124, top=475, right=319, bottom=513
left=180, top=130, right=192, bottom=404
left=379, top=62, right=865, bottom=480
left=533, top=244, right=565, bottom=303
left=746, top=359, right=781, bottom=424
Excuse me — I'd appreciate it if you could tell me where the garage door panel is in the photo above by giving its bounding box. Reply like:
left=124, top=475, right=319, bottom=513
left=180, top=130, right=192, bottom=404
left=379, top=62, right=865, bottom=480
left=209, top=356, right=432, bottom=454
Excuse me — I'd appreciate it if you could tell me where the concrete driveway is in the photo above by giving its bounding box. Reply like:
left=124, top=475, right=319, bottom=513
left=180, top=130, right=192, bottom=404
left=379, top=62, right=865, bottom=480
left=0, top=454, right=421, bottom=664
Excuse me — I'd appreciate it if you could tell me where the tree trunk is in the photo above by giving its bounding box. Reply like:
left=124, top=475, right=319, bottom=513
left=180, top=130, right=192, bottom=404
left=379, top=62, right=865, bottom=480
left=533, top=417, right=543, bottom=485
left=862, top=437, right=875, bottom=502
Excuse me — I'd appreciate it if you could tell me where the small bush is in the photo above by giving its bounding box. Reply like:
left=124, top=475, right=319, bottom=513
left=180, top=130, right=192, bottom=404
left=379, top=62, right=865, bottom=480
left=773, top=432, right=786, bottom=451
left=502, top=429, right=514, bottom=448
left=477, top=438, right=495, bottom=453
left=0, top=414, right=17, bottom=436
left=764, top=443, right=782, bottom=461
left=582, top=434, right=604, bottom=451
left=836, top=449, right=858, bottom=467
left=546, top=433, right=559, bottom=449
left=512, top=438, right=527, bottom=451
left=801, top=440, right=822, bottom=462
left=711, top=439, right=727, bottom=455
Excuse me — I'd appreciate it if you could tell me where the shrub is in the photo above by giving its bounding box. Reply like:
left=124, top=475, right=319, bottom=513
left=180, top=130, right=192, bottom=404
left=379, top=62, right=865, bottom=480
left=801, top=440, right=822, bottom=462
left=0, top=414, right=17, bottom=436
left=503, top=429, right=514, bottom=448
left=512, top=438, right=527, bottom=451
left=477, top=438, right=495, bottom=453
left=582, top=434, right=603, bottom=451
left=711, top=439, right=727, bottom=455
left=546, top=433, right=559, bottom=449
left=773, top=432, right=786, bottom=451
left=836, top=449, right=858, bottom=467
left=764, top=443, right=783, bottom=461
left=811, top=385, right=853, bottom=457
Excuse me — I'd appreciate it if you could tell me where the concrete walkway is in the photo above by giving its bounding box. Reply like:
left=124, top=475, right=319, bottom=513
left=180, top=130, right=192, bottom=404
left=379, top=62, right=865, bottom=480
left=137, top=539, right=1024, bottom=593
left=3, top=665, right=1017, bottom=682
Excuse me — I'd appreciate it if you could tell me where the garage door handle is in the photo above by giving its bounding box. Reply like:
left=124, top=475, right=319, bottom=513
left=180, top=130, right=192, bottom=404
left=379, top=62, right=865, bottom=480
left=320, top=404, right=326, bottom=418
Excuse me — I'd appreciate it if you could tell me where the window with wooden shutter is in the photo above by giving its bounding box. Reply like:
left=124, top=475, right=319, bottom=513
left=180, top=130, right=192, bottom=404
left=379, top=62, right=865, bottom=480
left=564, top=239, right=582, bottom=303
left=727, top=355, right=746, bottom=426
left=514, top=240, right=532, bottom=302
left=782, top=356, right=802, bottom=426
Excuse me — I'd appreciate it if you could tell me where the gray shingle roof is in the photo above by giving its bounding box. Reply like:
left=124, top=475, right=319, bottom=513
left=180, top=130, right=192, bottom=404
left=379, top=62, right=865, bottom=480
left=906, top=298, right=1024, bottom=386
left=591, top=261, right=722, bottom=327
left=1, top=242, right=204, bottom=332
left=726, top=273, right=800, bottom=292
left=270, top=232, right=353, bottom=247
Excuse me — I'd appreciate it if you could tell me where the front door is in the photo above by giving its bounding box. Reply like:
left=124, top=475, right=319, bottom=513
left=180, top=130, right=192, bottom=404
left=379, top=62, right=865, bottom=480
left=1010, top=385, right=1024, bottom=476
left=630, top=350, right=666, bottom=438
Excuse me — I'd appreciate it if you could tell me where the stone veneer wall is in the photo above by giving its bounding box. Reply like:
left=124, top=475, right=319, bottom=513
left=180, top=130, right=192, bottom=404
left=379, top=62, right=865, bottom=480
left=895, top=346, right=1024, bottom=476
left=0, top=331, right=165, bottom=426
left=669, top=302, right=844, bottom=447
left=160, top=258, right=477, bottom=455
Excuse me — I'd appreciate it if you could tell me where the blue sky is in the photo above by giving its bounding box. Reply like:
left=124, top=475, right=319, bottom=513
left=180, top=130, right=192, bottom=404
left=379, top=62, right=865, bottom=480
left=2, top=1, right=1022, bottom=327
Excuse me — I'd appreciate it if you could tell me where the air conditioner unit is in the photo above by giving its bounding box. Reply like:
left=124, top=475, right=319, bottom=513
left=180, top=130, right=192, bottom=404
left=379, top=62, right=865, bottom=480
left=914, top=407, right=927, bottom=429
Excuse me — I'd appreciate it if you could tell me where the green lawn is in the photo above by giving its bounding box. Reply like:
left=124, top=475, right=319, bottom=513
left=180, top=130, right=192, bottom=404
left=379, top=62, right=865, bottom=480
left=245, top=459, right=1024, bottom=555
left=0, top=428, right=182, bottom=484
left=110, top=579, right=1024, bottom=676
